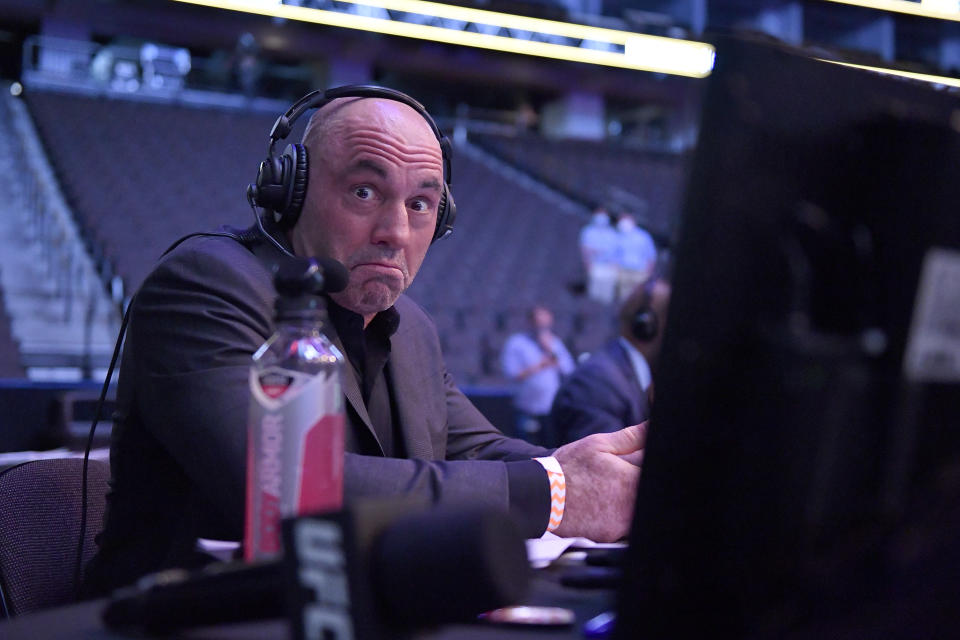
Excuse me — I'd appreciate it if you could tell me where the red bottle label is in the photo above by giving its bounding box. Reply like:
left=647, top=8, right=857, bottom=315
left=244, top=366, right=343, bottom=561
left=298, top=413, right=345, bottom=514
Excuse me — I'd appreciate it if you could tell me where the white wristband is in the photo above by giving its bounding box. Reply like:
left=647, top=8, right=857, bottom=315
left=534, top=456, right=565, bottom=533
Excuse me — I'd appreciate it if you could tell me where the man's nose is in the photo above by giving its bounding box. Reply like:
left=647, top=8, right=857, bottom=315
left=371, top=201, right=410, bottom=246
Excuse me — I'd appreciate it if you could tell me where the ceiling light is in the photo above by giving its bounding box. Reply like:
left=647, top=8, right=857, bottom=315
left=821, top=0, right=960, bottom=22
left=170, top=0, right=715, bottom=77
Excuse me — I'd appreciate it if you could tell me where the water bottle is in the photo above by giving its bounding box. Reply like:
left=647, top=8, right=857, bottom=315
left=244, top=258, right=345, bottom=561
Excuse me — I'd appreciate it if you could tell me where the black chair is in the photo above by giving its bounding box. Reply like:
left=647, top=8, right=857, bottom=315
left=0, top=457, right=110, bottom=617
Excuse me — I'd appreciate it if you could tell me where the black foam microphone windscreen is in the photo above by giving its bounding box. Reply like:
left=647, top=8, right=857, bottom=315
left=316, top=256, right=349, bottom=293
left=372, top=505, right=531, bottom=627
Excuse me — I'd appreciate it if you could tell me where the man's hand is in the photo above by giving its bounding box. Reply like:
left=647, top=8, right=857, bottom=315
left=552, top=423, right=647, bottom=542
left=535, top=331, right=555, bottom=353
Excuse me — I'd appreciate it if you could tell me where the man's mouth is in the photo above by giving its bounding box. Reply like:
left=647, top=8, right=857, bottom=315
left=354, top=262, right=404, bottom=277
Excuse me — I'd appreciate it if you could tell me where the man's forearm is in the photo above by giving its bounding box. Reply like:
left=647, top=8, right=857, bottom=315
left=343, top=454, right=550, bottom=538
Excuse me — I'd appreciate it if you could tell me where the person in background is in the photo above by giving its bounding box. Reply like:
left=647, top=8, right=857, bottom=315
left=232, top=32, right=263, bottom=98
left=579, top=206, right=620, bottom=304
left=551, top=278, right=671, bottom=444
left=615, top=212, right=658, bottom=302
left=501, top=305, right=575, bottom=447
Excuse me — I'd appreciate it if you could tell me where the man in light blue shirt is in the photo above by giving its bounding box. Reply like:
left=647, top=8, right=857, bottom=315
left=616, top=213, right=658, bottom=301
left=580, top=207, right=620, bottom=304
left=501, top=305, right=576, bottom=447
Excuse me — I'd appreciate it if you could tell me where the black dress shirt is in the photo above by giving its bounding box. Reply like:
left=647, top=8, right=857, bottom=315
left=326, top=300, right=405, bottom=457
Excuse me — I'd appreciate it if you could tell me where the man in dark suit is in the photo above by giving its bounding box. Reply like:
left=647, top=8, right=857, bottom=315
left=551, top=279, right=670, bottom=444
left=84, top=89, right=645, bottom=595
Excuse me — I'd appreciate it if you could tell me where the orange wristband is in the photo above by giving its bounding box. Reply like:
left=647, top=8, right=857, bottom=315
left=535, top=457, right=565, bottom=533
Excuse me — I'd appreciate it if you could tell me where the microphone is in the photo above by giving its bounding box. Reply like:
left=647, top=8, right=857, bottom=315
left=102, top=503, right=530, bottom=635
left=101, top=560, right=283, bottom=633
left=272, top=256, right=349, bottom=296
left=315, top=256, right=348, bottom=293
left=370, top=504, right=530, bottom=627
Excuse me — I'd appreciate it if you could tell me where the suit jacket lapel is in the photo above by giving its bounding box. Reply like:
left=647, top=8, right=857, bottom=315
left=615, top=341, right=647, bottom=424
left=326, top=321, right=382, bottom=454
left=388, top=320, right=436, bottom=460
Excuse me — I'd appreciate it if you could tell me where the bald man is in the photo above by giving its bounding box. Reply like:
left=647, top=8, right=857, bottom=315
left=83, top=90, right=644, bottom=595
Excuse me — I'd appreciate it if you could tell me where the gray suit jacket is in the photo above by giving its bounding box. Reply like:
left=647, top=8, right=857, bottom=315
left=84, top=229, right=549, bottom=594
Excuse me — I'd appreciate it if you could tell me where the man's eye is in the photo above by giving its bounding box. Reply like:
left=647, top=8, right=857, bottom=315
left=354, top=186, right=372, bottom=199
left=410, top=198, right=430, bottom=212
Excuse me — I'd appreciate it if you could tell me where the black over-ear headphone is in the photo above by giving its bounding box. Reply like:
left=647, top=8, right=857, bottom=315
left=631, top=280, right=660, bottom=342
left=247, top=85, right=457, bottom=242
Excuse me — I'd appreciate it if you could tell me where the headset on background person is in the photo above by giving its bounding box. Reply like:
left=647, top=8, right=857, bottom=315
left=77, top=85, right=457, bottom=594
left=631, top=279, right=661, bottom=343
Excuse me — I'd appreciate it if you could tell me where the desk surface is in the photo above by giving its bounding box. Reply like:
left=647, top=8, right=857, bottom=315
left=0, top=572, right=614, bottom=639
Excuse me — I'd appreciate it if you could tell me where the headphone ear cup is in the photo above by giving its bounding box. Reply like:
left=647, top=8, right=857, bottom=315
left=632, top=309, right=659, bottom=342
left=432, top=183, right=457, bottom=242
left=281, top=143, right=309, bottom=229
left=249, top=144, right=308, bottom=228
left=251, top=157, right=281, bottom=212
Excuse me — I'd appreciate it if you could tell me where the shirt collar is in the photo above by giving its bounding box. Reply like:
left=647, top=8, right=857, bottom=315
left=326, top=298, right=400, bottom=402
left=326, top=298, right=400, bottom=345
left=618, top=337, right=652, bottom=392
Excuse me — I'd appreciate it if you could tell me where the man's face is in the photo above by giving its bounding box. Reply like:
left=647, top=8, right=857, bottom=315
left=290, top=99, right=444, bottom=324
left=531, top=307, right=554, bottom=331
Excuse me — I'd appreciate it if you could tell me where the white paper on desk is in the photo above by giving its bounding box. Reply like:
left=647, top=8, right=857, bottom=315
left=0, top=447, right=110, bottom=467
left=525, top=532, right=626, bottom=568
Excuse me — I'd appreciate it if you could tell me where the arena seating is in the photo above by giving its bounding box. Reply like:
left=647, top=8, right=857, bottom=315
left=471, top=132, right=688, bottom=242
left=24, top=90, right=627, bottom=386
left=24, top=91, right=264, bottom=293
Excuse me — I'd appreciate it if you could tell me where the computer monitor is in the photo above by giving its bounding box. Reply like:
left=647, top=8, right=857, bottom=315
left=616, top=35, right=960, bottom=639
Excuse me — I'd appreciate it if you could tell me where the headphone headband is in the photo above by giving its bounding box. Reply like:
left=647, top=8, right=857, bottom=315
left=249, top=84, right=456, bottom=240
left=271, top=86, right=426, bottom=139
left=265, top=85, right=452, bottom=185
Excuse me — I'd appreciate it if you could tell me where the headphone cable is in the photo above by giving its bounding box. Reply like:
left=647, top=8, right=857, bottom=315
left=75, top=230, right=249, bottom=599
left=74, top=298, right=128, bottom=598
left=248, top=192, right=295, bottom=259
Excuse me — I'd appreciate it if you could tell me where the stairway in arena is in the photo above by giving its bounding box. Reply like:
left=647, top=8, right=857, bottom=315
left=0, top=87, right=118, bottom=380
